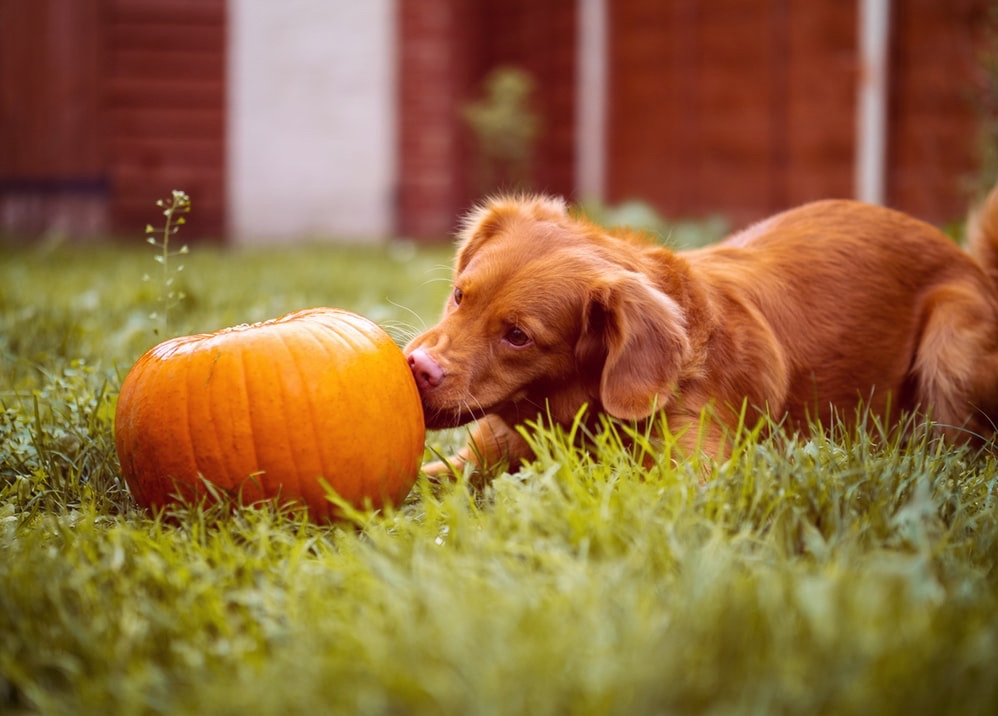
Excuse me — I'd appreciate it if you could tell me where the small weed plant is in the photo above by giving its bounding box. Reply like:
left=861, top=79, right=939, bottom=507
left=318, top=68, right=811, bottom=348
left=462, top=66, right=540, bottom=194
left=1, top=222, right=998, bottom=715
left=143, top=189, right=191, bottom=336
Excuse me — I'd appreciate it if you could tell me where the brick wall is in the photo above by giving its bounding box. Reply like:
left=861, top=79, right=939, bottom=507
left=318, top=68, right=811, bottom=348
left=478, top=0, right=577, bottom=198
left=104, top=0, right=226, bottom=239
left=396, top=0, right=477, bottom=240
left=608, top=0, right=857, bottom=224
left=888, top=0, right=989, bottom=220
left=0, top=0, right=107, bottom=237
left=0, top=0, right=226, bottom=240
left=396, top=0, right=577, bottom=239
left=608, top=0, right=988, bottom=226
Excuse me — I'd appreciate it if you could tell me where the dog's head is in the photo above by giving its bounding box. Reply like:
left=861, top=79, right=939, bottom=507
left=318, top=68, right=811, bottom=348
left=404, top=195, right=691, bottom=430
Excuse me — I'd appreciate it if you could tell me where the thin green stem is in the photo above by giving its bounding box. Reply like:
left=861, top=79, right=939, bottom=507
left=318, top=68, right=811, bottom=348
left=145, top=190, right=192, bottom=336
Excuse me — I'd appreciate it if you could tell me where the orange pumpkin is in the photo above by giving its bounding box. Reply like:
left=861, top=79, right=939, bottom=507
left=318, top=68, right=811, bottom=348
left=114, top=308, right=426, bottom=521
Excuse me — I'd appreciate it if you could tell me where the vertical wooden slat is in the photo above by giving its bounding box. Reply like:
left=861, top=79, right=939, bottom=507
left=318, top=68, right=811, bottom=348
left=103, top=0, right=226, bottom=240
left=606, top=0, right=982, bottom=226
left=0, top=0, right=107, bottom=237
left=396, top=0, right=577, bottom=239
left=887, top=0, right=987, bottom=221
left=0, top=0, right=103, bottom=176
left=396, top=0, right=477, bottom=239
left=609, top=0, right=786, bottom=221
left=478, top=0, right=577, bottom=198
left=784, top=1, right=856, bottom=206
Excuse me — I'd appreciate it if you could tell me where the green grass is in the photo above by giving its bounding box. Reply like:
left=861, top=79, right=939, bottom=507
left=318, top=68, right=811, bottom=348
left=2, top=237, right=998, bottom=715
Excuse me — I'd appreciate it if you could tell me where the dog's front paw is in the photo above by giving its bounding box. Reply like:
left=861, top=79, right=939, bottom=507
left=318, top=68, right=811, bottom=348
left=420, top=414, right=530, bottom=481
left=420, top=455, right=468, bottom=480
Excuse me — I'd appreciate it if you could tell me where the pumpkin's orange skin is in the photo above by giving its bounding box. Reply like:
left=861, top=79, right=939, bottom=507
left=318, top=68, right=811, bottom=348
left=114, top=308, right=426, bottom=521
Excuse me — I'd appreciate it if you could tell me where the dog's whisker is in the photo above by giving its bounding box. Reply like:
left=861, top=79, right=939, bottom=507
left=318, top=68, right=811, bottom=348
left=380, top=322, right=425, bottom=348
left=385, top=300, right=428, bottom=333
left=419, top=276, right=454, bottom=289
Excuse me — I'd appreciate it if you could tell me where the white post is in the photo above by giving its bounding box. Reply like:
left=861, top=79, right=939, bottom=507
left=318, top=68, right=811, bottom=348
left=227, top=0, right=397, bottom=243
left=576, top=0, right=607, bottom=202
left=855, top=0, right=891, bottom=206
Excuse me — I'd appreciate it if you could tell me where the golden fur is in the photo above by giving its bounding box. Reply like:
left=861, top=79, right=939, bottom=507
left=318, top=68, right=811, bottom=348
left=405, top=190, right=998, bottom=474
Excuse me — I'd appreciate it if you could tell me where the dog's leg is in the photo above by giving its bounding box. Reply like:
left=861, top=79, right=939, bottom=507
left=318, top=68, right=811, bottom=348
left=913, top=282, right=998, bottom=443
left=421, top=413, right=533, bottom=478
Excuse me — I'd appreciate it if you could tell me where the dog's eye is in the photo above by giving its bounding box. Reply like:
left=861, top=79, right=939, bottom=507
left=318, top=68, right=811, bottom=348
left=505, top=326, right=531, bottom=348
left=453, top=287, right=463, bottom=306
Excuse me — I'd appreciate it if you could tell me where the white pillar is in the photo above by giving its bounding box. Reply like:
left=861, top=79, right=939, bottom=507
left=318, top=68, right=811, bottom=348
left=855, top=0, right=891, bottom=206
left=576, top=0, right=607, bottom=202
left=228, top=0, right=397, bottom=243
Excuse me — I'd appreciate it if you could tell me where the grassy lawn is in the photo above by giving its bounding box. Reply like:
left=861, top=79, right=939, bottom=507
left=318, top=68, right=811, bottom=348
left=2, top=232, right=998, bottom=715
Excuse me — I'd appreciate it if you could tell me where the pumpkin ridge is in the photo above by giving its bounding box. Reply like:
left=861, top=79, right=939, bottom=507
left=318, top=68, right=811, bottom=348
left=181, top=346, right=212, bottom=501
left=281, top=322, right=332, bottom=513
left=320, top=317, right=400, bottom=502
left=251, top=330, right=302, bottom=504
left=309, top=322, right=366, bottom=501
left=235, top=344, right=263, bottom=494
left=206, top=344, right=243, bottom=498
left=270, top=327, right=309, bottom=508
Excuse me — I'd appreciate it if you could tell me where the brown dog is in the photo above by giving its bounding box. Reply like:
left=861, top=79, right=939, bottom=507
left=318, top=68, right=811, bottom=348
left=405, top=190, right=998, bottom=475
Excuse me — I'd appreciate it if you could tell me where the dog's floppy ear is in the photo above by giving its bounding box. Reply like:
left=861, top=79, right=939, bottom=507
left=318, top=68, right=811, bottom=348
left=456, top=195, right=568, bottom=272
left=578, top=271, right=690, bottom=419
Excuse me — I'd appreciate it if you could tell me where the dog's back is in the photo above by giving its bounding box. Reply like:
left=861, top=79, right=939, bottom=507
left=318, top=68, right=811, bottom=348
left=683, top=195, right=998, bottom=441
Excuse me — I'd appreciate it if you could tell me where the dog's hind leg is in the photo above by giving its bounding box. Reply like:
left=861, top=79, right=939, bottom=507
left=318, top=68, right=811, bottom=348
left=911, top=281, right=998, bottom=443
